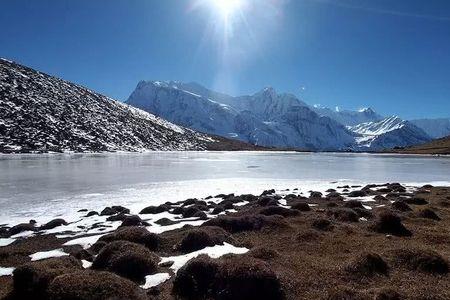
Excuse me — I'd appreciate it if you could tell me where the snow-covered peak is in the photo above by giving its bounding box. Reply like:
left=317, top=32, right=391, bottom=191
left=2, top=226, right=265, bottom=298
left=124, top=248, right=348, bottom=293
left=349, top=116, right=404, bottom=135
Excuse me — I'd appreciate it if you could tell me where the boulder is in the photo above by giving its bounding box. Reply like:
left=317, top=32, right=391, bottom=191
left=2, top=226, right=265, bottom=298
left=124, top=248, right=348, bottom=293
left=100, top=206, right=129, bottom=216
left=139, top=204, right=170, bottom=214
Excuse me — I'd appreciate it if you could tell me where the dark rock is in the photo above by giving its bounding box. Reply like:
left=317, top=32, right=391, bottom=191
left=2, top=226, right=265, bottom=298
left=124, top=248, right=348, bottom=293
left=344, top=252, right=389, bottom=277
left=370, top=210, right=411, bottom=237
left=171, top=207, right=184, bottom=215
left=47, top=270, right=147, bottom=300
left=78, top=209, right=88, bottom=212
left=73, top=249, right=94, bottom=262
left=326, top=192, right=344, bottom=201
left=97, top=226, right=159, bottom=250
left=92, top=241, right=159, bottom=283
left=12, top=256, right=82, bottom=298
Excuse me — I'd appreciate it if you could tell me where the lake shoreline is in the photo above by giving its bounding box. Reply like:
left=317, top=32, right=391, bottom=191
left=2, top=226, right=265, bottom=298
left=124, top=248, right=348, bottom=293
left=1, top=182, right=449, bottom=299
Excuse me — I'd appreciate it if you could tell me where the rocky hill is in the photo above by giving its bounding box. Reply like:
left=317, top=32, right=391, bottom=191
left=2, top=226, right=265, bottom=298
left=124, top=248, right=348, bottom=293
left=0, top=59, right=226, bottom=153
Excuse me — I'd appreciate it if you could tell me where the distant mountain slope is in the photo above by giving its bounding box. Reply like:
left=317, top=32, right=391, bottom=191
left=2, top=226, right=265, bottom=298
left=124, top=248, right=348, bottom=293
left=348, top=116, right=432, bottom=151
left=312, top=106, right=384, bottom=126
left=391, top=135, right=450, bottom=155
left=127, top=81, right=355, bottom=150
left=0, top=59, right=222, bottom=153
left=410, top=118, right=450, bottom=139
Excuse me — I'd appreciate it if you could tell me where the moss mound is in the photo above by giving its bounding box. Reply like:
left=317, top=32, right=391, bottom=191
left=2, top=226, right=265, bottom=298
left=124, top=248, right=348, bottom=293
left=47, top=270, right=147, bottom=300
left=92, top=241, right=159, bottom=283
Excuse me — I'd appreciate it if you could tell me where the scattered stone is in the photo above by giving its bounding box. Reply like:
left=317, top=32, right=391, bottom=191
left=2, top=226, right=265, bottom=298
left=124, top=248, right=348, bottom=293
left=92, top=241, right=160, bottom=283
left=47, top=270, right=147, bottom=300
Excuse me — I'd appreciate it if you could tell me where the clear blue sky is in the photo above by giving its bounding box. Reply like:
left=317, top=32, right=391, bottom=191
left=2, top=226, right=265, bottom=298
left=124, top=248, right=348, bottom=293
left=1, top=0, right=450, bottom=119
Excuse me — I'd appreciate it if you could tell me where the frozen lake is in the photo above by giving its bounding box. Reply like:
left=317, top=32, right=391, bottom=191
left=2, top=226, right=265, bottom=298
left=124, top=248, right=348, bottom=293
left=0, top=151, right=449, bottom=225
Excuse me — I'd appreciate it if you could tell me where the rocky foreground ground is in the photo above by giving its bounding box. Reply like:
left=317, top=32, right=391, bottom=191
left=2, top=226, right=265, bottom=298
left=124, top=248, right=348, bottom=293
left=0, top=183, right=449, bottom=300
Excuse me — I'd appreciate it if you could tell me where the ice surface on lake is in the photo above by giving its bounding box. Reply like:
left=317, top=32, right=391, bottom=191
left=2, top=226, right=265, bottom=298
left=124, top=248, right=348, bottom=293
left=160, top=242, right=249, bottom=272
left=30, top=249, right=68, bottom=261
left=0, top=152, right=449, bottom=225
left=141, top=273, right=171, bottom=289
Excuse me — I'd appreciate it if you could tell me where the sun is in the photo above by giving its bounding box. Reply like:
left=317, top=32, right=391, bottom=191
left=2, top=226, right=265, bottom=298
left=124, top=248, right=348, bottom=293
left=209, top=0, right=243, bottom=19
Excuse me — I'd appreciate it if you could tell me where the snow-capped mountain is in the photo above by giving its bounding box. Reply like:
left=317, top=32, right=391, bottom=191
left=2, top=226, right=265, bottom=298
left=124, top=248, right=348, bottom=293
left=127, top=81, right=442, bottom=151
left=410, top=118, right=450, bottom=139
left=348, top=116, right=431, bottom=150
left=0, top=59, right=218, bottom=153
left=312, top=106, right=384, bottom=126
left=127, top=81, right=355, bottom=150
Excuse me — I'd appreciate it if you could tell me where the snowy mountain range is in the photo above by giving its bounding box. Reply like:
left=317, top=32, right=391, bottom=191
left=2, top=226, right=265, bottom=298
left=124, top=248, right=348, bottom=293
left=127, top=81, right=355, bottom=150
left=126, top=81, right=445, bottom=151
left=0, top=59, right=225, bottom=153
